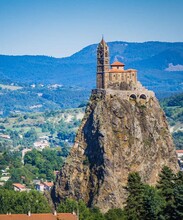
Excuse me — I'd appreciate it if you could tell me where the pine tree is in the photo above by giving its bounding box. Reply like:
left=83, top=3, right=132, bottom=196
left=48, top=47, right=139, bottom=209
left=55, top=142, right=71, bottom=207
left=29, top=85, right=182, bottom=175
left=105, top=208, right=126, bottom=220
left=142, top=185, right=165, bottom=220
left=157, top=166, right=176, bottom=220
left=125, top=172, right=145, bottom=220
left=173, top=185, right=183, bottom=219
left=170, top=171, right=183, bottom=219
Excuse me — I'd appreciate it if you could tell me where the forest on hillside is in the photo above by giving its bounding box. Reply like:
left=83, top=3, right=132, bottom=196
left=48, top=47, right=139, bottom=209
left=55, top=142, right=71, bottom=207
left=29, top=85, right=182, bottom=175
left=0, top=167, right=183, bottom=220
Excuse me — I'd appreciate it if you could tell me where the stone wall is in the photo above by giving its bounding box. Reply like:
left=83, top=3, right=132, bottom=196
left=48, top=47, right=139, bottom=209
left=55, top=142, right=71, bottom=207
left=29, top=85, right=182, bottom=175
left=92, top=81, right=155, bottom=102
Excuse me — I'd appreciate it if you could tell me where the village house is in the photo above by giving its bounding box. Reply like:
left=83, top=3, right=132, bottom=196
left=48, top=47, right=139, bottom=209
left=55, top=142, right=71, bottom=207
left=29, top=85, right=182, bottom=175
left=35, top=183, right=44, bottom=192
left=0, top=167, right=10, bottom=185
left=35, top=181, right=53, bottom=192
left=0, top=134, right=10, bottom=139
left=33, top=140, right=49, bottom=150
left=13, top=183, right=27, bottom=192
left=176, top=149, right=183, bottom=159
left=176, top=150, right=183, bottom=170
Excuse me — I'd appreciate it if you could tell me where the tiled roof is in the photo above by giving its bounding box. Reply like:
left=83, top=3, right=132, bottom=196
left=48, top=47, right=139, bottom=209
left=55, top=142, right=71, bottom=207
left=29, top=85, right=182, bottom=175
left=43, top=182, right=53, bottom=187
left=176, top=150, right=183, bottom=153
left=57, top=213, right=77, bottom=220
left=0, top=213, right=77, bottom=220
left=111, top=61, right=125, bottom=66
left=13, top=183, right=25, bottom=189
left=109, top=69, right=125, bottom=73
left=109, top=69, right=137, bottom=73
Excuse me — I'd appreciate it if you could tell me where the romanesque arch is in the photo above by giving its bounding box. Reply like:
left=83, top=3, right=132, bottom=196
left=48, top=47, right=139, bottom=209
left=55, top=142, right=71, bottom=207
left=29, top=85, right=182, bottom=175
left=140, top=94, right=147, bottom=99
left=129, top=94, right=137, bottom=100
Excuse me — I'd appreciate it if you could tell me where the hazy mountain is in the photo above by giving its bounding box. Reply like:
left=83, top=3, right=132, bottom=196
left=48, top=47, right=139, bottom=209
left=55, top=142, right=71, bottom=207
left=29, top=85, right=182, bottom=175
left=0, top=41, right=183, bottom=97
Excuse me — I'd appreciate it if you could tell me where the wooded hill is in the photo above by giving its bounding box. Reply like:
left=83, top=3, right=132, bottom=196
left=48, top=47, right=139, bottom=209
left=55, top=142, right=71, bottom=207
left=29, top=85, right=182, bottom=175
left=0, top=41, right=183, bottom=98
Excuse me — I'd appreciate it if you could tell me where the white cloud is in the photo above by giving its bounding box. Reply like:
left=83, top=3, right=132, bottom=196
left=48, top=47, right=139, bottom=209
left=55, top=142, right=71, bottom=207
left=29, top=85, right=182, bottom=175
left=165, top=63, right=183, bottom=71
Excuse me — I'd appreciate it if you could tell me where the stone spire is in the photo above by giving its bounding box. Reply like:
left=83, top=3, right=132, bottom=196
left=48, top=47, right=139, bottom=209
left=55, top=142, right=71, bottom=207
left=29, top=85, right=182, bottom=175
left=96, top=37, right=110, bottom=89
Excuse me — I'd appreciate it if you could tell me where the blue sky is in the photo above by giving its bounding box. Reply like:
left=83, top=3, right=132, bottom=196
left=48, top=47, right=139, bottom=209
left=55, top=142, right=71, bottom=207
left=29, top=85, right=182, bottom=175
left=0, top=0, right=183, bottom=57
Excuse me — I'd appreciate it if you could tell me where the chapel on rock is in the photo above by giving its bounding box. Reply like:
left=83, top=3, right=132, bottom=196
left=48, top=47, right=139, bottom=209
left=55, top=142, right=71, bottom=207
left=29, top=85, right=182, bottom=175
left=95, top=38, right=154, bottom=101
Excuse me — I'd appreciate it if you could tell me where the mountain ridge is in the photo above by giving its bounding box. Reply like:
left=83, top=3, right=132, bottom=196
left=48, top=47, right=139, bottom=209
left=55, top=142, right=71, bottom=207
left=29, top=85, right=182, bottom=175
left=0, top=41, right=183, bottom=97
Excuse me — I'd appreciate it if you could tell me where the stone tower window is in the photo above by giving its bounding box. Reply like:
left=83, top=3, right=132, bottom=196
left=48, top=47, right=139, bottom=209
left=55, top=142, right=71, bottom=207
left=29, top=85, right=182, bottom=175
left=130, top=94, right=137, bottom=100
left=140, top=94, right=147, bottom=99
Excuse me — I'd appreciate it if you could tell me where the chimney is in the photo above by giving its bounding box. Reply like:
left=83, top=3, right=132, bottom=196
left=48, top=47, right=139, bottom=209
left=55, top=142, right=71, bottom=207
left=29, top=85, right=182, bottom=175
left=28, top=211, right=31, bottom=216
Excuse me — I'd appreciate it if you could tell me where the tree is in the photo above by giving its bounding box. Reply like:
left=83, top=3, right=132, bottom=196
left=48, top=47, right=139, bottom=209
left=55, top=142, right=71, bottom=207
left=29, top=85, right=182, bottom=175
left=157, top=166, right=176, bottom=219
left=105, top=208, right=126, bottom=220
left=125, top=172, right=145, bottom=220
left=57, top=199, right=102, bottom=220
left=173, top=185, right=183, bottom=219
left=89, top=207, right=105, bottom=220
left=0, top=189, right=51, bottom=214
left=57, top=198, right=78, bottom=213
left=142, top=185, right=165, bottom=220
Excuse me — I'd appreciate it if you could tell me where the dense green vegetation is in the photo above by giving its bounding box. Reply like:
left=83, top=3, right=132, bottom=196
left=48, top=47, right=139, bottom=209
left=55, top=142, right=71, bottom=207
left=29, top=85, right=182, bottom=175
left=0, top=189, right=51, bottom=214
left=24, top=149, right=63, bottom=181
left=0, top=84, right=89, bottom=117
left=0, top=108, right=84, bottom=186
left=0, top=167, right=183, bottom=219
left=161, top=92, right=183, bottom=149
left=0, top=149, right=63, bottom=187
left=0, top=108, right=84, bottom=152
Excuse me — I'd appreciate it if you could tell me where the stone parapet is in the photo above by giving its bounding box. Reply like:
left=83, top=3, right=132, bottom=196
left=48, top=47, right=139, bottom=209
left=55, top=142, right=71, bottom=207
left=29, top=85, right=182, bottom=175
left=92, top=83, right=155, bottom=102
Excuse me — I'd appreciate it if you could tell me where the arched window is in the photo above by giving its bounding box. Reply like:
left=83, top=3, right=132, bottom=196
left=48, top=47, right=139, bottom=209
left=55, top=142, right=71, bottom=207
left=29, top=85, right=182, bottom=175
left=130, top=94, right=137, bottom=100
left=140, top=94, right=147, bottom=99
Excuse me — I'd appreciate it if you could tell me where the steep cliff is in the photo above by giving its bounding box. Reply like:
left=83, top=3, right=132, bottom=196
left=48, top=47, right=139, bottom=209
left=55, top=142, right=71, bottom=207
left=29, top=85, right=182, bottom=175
left=52, top=89, right=178, bottom=212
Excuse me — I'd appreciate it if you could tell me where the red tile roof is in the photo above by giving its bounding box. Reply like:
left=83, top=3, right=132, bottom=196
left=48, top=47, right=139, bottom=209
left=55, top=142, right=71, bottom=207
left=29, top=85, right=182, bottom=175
left=109, top=69, right=137, bottom=73
left=109, top=69, right=125, bottom=73
left=57, top=213, right=77, bottom=220
left=43, top=182, right=53, bottom=187
left=0, top=213, right=77, bottom=220
left=176, top=150, right=183, bottom=153
left=111, top=61, right=125, bottom=66
left=13, top=183, right=26, bottom=189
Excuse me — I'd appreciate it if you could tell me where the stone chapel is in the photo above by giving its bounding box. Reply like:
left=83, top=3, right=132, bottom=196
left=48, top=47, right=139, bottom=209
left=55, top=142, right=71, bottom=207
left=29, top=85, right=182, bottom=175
left=97, top=37, right=137, bottom=90
left=95, top=38, right=154, bottom=101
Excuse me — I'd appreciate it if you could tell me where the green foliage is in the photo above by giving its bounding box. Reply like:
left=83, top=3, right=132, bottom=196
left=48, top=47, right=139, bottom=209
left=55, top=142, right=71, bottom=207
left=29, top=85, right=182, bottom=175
left=24, top=149, right=63, bottom=181
left=105, top=208, right=126, bottom=220
left=157, top=167, right=183, bottom=220
left=173, top=185, right=183, bottom=219
left=125, top=172, right=165, bottom=220
left=23, top=128, right=38, bottom=147
left=0, top=84, right=89, bottom=117
left=173, top=131, right=183, bottom=149
left=160, top=92, right=183, bottom=149
left=157, top=166, right=176, bottom=202
left=11, top=166, right=35, bottom=184
left=125, top=172, right=145, bottom=219
left=0, top=167, right=183, bottom=219
left=0, top=189, right=51, bottom=214
left=0, top=151, right=21, bottom=170
left=57, top=199, right=105, bottom=220
left=142, top=185, right=165, bottom=220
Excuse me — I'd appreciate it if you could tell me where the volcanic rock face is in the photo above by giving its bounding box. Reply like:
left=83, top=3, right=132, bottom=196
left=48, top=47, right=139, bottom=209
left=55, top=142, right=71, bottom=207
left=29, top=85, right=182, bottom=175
left=52, top=90, right=178, bottom=212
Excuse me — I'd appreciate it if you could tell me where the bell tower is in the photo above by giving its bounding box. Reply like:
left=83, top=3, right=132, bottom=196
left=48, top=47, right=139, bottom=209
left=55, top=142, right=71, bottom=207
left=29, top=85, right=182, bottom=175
left=97, top=37, right=110, bottom=89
